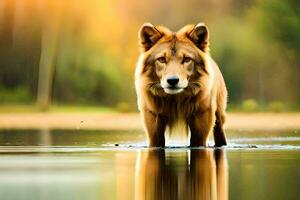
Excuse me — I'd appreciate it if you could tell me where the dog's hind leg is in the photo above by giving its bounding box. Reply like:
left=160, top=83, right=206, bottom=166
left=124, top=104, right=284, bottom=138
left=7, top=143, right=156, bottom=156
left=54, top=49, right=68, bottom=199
left=213, top=111, right=227, bottom=147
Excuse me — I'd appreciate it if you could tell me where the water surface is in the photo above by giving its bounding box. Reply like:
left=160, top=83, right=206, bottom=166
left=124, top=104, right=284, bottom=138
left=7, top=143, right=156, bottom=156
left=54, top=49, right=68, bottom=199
left=0, top=129, right=299, bottom=200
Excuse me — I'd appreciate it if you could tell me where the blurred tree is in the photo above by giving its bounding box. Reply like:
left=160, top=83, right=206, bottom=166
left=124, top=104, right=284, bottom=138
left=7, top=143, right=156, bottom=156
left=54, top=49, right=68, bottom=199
left=0, top=0, right=14, bottom=47
left=37, top=2, right=61, bottom=110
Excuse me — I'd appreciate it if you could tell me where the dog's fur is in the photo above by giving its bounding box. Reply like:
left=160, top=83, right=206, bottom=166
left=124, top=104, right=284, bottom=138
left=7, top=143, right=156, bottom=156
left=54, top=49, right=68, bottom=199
left=135, top=23, right=227, bottom=147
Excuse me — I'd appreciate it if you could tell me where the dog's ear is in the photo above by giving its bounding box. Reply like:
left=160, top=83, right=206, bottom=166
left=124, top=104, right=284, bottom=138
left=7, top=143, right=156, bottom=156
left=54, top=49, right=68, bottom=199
left=138, top=23, right=162, bottom=51
left=188, top=23, right=209, bottom=52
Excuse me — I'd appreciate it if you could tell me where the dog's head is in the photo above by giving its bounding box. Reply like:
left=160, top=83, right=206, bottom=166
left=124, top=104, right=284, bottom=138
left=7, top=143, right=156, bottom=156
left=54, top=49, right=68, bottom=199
left=138, top=23, right=213, bottom=96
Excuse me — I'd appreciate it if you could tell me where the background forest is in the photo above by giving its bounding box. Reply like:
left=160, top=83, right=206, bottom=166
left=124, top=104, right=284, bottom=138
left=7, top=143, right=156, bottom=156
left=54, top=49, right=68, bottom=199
left=0, top=0, right=299, bottom=112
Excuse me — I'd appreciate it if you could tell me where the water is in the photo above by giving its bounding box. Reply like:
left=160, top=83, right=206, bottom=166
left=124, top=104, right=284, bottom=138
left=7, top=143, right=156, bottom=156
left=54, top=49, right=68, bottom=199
left=0, top=129, right=299, bottom=200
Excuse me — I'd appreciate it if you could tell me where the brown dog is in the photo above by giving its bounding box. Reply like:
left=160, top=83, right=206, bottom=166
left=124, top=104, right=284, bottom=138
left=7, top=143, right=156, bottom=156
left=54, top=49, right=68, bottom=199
left=135, top=23, right=227, bottom=147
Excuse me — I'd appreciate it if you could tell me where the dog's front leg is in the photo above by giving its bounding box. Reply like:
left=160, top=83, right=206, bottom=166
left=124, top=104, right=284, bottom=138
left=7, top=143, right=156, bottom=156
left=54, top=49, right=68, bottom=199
left=189, top=109, right=215, bottom=147
left=142, top=109, right=167, bottom=147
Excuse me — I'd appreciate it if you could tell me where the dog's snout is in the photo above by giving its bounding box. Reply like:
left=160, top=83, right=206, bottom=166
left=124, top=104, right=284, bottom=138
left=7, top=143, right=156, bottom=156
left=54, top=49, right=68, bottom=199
left=167, top=76, right=179, bottom=87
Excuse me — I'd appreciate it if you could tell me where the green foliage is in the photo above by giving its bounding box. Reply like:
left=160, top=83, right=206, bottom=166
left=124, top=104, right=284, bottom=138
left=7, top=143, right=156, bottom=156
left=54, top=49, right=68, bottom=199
left=241, top=99, right=259, bottom=112
left=53, top=43, right=129, bottom=105
left=0, top=86, right=32, bottom=103
left=210, top=0, right=300, bottom=106
left=256, top=0, right=300, bottom=54
left=115, top=102, right=131, bottom=113
left=267, top=101, right=285, bottom=113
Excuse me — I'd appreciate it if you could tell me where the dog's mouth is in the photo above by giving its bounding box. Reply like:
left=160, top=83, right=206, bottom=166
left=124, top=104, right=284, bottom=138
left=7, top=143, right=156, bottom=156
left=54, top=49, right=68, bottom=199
left=163, top=86, right=185, bottom=94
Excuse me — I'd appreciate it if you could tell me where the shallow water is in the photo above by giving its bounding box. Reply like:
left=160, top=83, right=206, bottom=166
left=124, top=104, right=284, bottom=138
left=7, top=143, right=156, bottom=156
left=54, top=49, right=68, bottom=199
left=0, top=129, right=300, bottom=200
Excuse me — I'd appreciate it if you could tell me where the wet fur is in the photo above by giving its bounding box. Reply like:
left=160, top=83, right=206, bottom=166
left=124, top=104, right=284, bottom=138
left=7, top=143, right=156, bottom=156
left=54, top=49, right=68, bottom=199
left=135, top=23, right=227, bottom=147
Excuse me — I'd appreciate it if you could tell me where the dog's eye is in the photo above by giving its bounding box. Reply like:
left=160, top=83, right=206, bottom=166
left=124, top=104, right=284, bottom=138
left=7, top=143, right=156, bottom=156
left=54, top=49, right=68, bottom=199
left=157, top=57, right=167, bottom=64
left=182, top=57, right=192, bottom=63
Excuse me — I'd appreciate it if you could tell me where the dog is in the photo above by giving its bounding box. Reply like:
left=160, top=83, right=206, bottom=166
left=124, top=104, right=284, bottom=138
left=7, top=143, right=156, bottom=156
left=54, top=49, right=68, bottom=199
left=135, top=23, right=227, bottom=147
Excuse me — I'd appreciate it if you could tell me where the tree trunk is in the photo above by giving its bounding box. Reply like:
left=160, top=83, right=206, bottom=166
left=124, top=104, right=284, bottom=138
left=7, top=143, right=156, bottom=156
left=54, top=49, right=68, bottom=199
left=37, top=3, right=60, bottom=110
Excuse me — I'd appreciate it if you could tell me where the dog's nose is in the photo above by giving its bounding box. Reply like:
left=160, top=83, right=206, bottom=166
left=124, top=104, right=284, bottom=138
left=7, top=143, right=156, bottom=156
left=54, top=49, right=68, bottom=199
left=167, top=76, right=179, bottom=87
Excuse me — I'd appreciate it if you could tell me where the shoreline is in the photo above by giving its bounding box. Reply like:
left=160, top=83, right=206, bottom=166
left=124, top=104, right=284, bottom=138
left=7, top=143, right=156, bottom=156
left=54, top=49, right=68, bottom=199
left=0, top=112, right=299, bottom=131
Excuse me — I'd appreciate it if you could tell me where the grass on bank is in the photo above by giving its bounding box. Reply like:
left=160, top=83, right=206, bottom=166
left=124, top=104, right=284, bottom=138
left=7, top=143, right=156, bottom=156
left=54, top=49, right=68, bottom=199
left=0, top=100, right=299, bottom=114
left=0, top=104, right=116, bottom=113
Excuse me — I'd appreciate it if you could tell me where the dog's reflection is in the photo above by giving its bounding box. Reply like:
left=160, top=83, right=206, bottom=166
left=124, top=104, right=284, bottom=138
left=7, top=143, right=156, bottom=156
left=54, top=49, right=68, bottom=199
left=134, top=149, right=228, bottom=200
